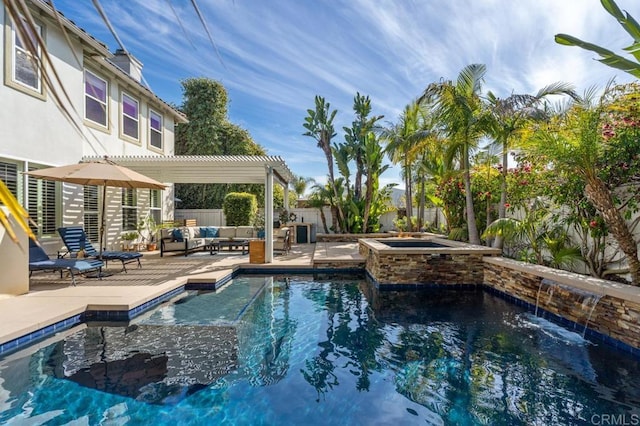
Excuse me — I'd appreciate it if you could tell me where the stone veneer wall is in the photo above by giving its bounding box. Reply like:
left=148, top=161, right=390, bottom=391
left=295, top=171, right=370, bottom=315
left=484, top=257, right=640, bottom=351
left=312, top=261, right=365, bottom=270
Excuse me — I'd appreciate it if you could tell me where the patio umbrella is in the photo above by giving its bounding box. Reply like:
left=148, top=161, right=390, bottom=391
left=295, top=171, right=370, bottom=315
left=25, top=157, right=166, bottom=258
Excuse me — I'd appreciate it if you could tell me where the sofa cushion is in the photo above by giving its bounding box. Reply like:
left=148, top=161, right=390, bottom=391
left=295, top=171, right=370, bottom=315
left=171, top=228, right=184, bottom=242
left=219, top=227, right=236, bottom=239
left=236, top=226, right=254, bottom=239
left=184, top=227, right=197, bottom=239
left=200, top=226, right=219, bottom=238
left=276, top=227, right=289, bottom=238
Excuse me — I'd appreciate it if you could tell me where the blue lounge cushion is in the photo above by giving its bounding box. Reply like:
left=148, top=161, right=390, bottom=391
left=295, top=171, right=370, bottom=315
left=172, top=228, right=184, bottom=242
left=29, top=238, right=103, bottom=285
left=57, top=226, right=143, bottom=272
left=102, top=250, right=142, bottom=260
left=210, top=227, right=219, bottom=237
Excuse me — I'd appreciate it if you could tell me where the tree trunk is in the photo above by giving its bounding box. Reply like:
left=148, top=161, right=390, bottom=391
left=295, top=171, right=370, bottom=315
left=418, top=175, right=425, bottom=231
left=322, top=140, right=345, bottom=233
left=485, top=196, right=492, bottom=247
left=318, top=207, right=329, bottom=234
left=585, top=177, right=640, bottom=285
left=463, top=148, right=481, bottom=245
left=354, top=158, right=363, bottom=201
left=493, top=150, right=508, bottom=249
left=404, top=158, right=413, bottom=231
left=363, top=181, right=372, bottom=233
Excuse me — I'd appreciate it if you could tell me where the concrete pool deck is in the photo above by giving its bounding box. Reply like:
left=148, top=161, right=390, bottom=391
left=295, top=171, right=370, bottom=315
left=0, top=242, right=362, bottom=349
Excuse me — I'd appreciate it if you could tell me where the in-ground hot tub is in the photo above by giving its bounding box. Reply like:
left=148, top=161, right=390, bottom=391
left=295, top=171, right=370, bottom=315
left=359, top=236, right=501, bottom=288
left=380, top=239, right=448, bottom=248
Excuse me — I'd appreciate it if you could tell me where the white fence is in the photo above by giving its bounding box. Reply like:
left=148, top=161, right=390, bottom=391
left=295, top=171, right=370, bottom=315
left=175, top=207, right=447, bottom=233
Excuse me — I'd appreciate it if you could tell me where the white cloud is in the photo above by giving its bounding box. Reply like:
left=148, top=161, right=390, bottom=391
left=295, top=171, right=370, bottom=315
left=56, top=0, right=640, bottom=185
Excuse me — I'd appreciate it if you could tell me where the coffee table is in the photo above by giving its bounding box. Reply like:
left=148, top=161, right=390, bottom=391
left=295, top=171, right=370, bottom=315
left=212, top=239, right=249, bottom=255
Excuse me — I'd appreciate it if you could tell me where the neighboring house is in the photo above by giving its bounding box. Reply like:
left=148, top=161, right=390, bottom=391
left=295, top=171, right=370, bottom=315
left=0, top=1, right=187, bottom=252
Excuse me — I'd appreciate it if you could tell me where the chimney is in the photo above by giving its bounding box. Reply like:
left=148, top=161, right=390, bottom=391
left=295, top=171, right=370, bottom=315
left=111, top=49, right=143, bottom=83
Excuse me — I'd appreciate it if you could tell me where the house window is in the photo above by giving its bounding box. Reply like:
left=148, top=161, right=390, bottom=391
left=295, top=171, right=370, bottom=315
left=27, top=166, right=57, bottom=237
left=149, top=109, right=163, bottom=149
left=84, top=69, right=108, bottom=127
left=122, top=92, right=139, bottom=140
left=11, top=16, right=42, bottom=92
left=0, top=161, right=19, bottom=198
left=150, top=189, right=161, bottom=225
left=84, top=185, right=99, bottom=243
left=122, top=188, right=137, bottom=231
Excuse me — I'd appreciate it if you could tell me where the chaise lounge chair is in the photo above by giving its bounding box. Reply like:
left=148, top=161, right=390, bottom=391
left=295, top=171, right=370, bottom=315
left=57, top=227, right=142, bottom=273
left=29, top=238, right=103, bottom=286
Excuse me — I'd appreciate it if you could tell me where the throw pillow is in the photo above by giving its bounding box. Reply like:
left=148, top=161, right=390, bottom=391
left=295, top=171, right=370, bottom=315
left=171, top=228, right=184, bottom=242
left=210, top=227, right=220, bottom=237
left=200, top=227, right=210, bottom=238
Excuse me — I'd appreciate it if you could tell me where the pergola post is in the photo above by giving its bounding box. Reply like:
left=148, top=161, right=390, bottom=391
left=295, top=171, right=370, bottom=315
left=284, top=185, right=289, bottom=213
left=265, top=165, right=274, bottom=263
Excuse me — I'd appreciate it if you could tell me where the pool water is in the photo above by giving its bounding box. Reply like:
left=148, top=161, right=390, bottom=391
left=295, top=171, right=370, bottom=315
left=1, top=276, right=639, bottom=425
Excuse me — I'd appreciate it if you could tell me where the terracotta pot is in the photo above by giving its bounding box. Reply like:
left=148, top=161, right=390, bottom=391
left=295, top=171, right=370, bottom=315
left=147, top=243, right=158, bottom=251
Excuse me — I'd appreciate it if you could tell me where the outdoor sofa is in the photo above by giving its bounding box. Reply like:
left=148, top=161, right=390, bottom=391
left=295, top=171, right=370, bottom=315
left=160, top=226, right=290, bottom=257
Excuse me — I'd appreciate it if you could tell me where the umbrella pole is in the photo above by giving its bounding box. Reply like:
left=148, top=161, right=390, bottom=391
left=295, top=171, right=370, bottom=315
left=99, top=184, right=107, bottom=260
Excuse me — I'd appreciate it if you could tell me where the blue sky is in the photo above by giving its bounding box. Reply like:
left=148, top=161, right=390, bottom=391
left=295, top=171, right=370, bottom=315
left=55, top=0, right=636, bottom=188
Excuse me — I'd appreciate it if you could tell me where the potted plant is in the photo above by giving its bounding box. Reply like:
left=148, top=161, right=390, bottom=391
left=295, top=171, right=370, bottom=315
left=145, top=216, right=162, bottom=251
left=121, top=231, right=139, bottom=251
left=254, top=211, right=265, bottom=239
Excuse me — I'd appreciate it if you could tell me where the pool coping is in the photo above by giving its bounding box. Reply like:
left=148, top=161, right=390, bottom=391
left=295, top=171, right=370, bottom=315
left=4, top=262, right=640, bottom=360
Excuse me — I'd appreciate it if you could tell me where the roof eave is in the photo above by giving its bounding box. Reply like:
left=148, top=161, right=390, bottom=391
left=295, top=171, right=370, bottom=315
left=31, top=0, right=111, bottom=57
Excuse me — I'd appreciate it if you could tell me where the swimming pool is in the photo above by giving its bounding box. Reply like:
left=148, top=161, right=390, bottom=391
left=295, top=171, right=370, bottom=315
left=1, top=276, right=639, bottom=425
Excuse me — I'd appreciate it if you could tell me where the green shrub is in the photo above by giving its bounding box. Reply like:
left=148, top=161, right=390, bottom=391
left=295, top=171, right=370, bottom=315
left=223, top=192, right=257, bottom=226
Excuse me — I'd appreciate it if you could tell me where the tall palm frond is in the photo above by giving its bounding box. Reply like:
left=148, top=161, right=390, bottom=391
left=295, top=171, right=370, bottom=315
left=555, top=0, right=640, bottom=78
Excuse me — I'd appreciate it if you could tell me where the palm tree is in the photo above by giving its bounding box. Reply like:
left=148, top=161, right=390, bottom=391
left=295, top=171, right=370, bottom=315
left=380, top=101, right=430, bottom=231
left=361, top=132, right=390, bottom=232
left=486, top=83, right=576, bottom=249
left=482, top=198, right=582, bottom=269
left=308, top=183, right=332, bottom=234
left=419, top=139, right=457, bottom=233
left=303, top=96, right=345, bottom=232
left=420, top=64, right=489, bottom=244
left=291, top=175, right=313, bottom=202
left=343, top=93, right=383, bottom=201
left=523, top=83, right=640, bottom=285
left=472, top=145, right=501, bottom=244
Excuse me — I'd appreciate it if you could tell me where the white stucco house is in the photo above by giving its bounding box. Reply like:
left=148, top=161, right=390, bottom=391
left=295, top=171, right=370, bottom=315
left=0, top=0, right=187, bottom=255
